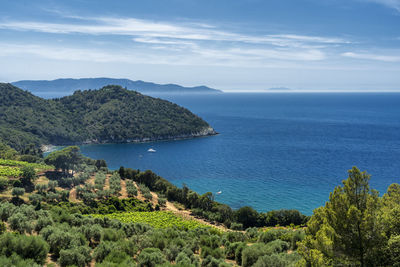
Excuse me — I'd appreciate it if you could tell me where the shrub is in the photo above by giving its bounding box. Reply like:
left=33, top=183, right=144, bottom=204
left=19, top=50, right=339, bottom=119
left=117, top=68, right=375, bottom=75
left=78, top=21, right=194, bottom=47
left=138, top=248, right=166, bottom=267
left=234, top=242, right=247, bottom=265
left=59, top=246, right=91, bottom=267
left=242, top=243, right=269, bottom=267
left=0, top=232, right=49, bottom=265
left=235, top=206, right=259, bottom=229
left=0, top=254, right=41, bottom=267
left=230, top=222, right=243, bottom=231
left=0, top=176, right=8, bottom=191
left=0, top=221, right=5, bottom=234
left=12, top=187, right=25, bottom=197
left=8, top=212, right=32, bottom=234
left=254, top=252, right=302, bottom=267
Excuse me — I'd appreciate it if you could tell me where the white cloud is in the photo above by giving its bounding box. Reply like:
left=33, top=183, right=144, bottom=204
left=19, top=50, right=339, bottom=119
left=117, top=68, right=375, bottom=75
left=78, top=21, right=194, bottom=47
left=0, top=16, right=349, bottom=48
left=342, top=51, right=400, bottom=62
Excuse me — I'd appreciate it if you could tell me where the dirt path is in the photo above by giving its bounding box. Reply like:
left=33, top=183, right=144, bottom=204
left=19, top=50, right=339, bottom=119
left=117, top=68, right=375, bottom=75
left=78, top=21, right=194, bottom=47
left=119, top=179, right=128, bottom=199
left=69, top=187, right=78, bottom=202
left=150, top=191, right=159, bottom=207
left=104, top=174, right=110, bottom=190
left=163, top=200, right=230, bottom=232
left=87, top=175, right=95, bottom=186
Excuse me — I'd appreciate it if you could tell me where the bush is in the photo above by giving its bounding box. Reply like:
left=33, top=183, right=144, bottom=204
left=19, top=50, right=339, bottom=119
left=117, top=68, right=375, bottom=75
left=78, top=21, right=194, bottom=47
left=0, top=232, right=49, bottom=265
left=12, top=187, right=25, bottom=197
left=0, top=176, right=8, bottom=191
left=234, top=242, right=247, bottom=265
left=0, top=254, right=41, bottom=267
left=8, top=212, right=32, bottom=234
left=59, top=246, right=91, bottom=267
left=242, top=243, right=269, bottom=267
left=93, top=241, right=114, bottom=263
left=0, top=221, right=5, bottom=234
left=254, top=252, right=302, bottom=267
left=230, top=222, right=243, bottom=231
left=41, top=226, right=86, bottom=257
left=137, top=248, right=166, bottom=267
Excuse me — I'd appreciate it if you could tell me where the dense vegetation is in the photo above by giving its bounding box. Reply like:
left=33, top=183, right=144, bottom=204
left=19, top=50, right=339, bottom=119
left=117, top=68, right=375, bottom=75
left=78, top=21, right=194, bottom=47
left=0, top=83, right=215, bottom=151
left=1, top=142, right=399, bottom=266
left=0, top=144, right=307, bottom=266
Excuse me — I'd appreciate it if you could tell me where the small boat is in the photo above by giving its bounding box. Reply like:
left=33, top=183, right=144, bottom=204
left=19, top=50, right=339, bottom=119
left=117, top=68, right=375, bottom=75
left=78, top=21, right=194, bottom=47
left=216, top=191, right=222, bottom=195
left=147, top=148, right=156, bottom=153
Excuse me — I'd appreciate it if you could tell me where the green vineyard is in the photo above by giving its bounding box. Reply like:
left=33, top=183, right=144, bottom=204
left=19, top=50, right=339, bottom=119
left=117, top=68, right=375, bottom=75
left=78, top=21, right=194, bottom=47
left=90, top=211, right=209, bottom=230
left=0, top=159, right=53, bottom=170
left=0, top=166, right=22, bottom=177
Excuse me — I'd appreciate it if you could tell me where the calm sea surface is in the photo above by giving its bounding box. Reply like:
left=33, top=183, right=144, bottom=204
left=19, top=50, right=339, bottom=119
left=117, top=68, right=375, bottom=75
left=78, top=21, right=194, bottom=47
left=78, top=93, right=400, bottom=215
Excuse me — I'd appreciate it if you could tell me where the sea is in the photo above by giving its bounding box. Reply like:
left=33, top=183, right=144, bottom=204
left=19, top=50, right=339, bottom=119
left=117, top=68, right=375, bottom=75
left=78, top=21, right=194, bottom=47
left=76, top=93, right=400, bottom=215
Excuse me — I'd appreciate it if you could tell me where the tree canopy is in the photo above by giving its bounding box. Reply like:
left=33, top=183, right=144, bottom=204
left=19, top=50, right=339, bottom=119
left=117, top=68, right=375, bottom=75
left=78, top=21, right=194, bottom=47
left=298, top=166, right=400, bottom=266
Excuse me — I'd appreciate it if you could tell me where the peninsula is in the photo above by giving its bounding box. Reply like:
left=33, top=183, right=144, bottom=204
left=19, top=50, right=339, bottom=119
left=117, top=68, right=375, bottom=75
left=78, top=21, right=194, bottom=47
left=0, top=83, right=217, bottom=151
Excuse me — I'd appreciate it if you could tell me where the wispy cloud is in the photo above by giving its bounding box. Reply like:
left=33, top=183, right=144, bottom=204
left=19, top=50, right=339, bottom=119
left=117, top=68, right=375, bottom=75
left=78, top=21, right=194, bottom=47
left=342, top=51, right=400, bottom=62
left=0, top=14, right=351, bottom=67
left=362, top=0, right=400, bottom=11
left=0, top=15, right=349, bottom=48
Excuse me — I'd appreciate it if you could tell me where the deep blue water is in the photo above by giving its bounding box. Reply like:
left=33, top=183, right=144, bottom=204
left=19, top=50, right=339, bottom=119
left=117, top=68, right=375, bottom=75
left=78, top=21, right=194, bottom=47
left=79, top=93, right=400, bottom=215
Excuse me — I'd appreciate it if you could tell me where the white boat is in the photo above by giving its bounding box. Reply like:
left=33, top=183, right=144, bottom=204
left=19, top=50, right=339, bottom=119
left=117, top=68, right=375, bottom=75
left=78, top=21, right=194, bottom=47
left=216, top=191, right=222, bottom=194
left=147, top=148, right=156, bottom=153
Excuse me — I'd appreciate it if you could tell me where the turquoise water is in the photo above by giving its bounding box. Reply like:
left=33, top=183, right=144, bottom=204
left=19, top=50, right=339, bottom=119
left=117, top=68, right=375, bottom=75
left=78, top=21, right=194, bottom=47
left=79, top=93, right=400, bottom=215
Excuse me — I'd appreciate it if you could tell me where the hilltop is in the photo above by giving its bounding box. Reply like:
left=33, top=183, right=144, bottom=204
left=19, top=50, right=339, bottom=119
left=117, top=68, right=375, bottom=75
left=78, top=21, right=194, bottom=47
left=12, top=78, right=222, bottom=98
left=0, top=83, right=216, bottom=150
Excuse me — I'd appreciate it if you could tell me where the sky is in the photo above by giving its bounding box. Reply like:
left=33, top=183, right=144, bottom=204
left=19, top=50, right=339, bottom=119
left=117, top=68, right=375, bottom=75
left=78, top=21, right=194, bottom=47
left=0, top=0, right=400, bottom=92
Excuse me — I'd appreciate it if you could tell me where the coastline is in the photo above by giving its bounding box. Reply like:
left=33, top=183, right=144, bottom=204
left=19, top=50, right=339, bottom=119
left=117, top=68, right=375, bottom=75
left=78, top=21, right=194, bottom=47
left=41, top=127, right=218, bottom=153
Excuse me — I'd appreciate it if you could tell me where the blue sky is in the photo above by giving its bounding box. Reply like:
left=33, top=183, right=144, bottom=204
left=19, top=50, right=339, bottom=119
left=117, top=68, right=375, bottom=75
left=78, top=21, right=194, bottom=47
left=0, top=0, right=400, bottom=91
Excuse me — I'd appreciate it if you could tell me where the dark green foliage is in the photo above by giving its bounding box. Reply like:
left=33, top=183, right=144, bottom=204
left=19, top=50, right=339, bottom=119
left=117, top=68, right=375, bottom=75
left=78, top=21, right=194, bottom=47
left=242, top=243, right=269, bottom=267
left=20, top=166, right=36, bottom=184
left=109, top=172, right=121, bottom=196
left=59, top=246, right=91, bottom=267
left=235, top=243, right=247, bottom=265
left=0, top=232, right=49, bottom=265
left=11, top=187, right=25, bottom=197
left=0, top=254, right=41, bottom=267
left=0, top=221, right=5, bottom=234
left=262, top=209, right=308, bottom=227
left=0, top=83, right=214, bottom=150
left=126, top=180, right=138, bottom=197
left=45, top=146, right=82, bottom=174
left=201, top=255, right=229, bottom=267
left=8, top=212, right=32, bottom=234
left=235, top=206, right=259, bottom=229
left=254, top=252, right=301, bottom=267
left=0, top=142, right=18, bottom=159
left=40, top=225, right=86, bottom=257
left=0, top=176, right=8, bottom=191
left=137, top=248, right=166, bottom=267
left=230, top=222, right=243, bottom=231
left=298, top=168, right=400, bottom=267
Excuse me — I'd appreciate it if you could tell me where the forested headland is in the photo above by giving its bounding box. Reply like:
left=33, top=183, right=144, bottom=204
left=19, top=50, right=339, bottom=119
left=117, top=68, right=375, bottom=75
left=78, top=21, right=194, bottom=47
left=0, top=83, right=216, bottom=151
left=0, top=142, right=399, bottom=266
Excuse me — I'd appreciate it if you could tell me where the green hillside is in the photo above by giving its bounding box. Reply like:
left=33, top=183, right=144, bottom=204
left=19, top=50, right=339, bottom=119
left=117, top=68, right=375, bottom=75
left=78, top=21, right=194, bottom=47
left=0, top=83, right=215, bottom=151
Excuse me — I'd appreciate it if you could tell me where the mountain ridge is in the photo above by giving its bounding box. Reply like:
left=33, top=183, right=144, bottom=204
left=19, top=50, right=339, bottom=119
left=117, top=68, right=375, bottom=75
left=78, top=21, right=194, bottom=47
left=11, top=78, right=222, bottom=98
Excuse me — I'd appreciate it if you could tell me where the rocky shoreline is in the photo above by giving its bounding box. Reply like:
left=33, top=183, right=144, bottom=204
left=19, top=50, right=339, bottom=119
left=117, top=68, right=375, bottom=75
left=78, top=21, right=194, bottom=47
left=41, top=127, right=218, bottom=152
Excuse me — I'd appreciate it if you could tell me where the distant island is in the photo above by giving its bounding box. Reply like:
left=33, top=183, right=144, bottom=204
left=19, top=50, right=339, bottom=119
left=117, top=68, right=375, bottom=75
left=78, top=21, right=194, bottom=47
left=11, top=78, right=222, bottom=98
left=0, top=83, right=216, bottom=150
left=267, top=87, right=291, bottom=91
